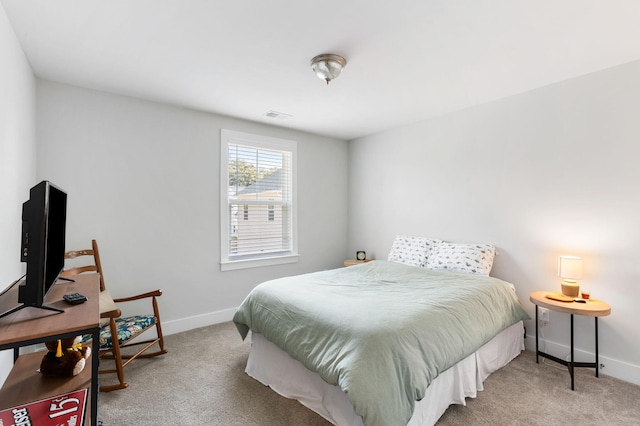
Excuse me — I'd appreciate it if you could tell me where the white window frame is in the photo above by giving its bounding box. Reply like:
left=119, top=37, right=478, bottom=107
left=220, top=129, right=298, bottom=271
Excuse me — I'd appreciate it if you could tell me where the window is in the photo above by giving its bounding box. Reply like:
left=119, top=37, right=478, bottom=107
left=220, top=129, right=298, bottom=271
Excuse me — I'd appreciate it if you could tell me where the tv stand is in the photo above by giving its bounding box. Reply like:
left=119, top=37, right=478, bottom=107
left=0, top=302, right=64, bottom=320
left=0, top=274, right=77, bottom=319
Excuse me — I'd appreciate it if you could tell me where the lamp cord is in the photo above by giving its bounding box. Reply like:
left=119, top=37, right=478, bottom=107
left=0, top=274, right=26, bottom=298
left=538, top=318, right=572, bottom=370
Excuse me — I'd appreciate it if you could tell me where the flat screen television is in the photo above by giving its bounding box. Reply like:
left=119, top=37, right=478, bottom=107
left=15, top=181, right=68, bottom=314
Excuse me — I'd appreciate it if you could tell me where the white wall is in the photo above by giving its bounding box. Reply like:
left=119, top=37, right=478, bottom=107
left=0, top=3, right=36, bottom=382
left=36, top=80, right=349, bottom=334
left=348, top=59, right=640, bottom=385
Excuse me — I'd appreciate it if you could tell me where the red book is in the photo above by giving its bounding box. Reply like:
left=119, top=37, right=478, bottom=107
left=0, top=388, right=87, bottom=426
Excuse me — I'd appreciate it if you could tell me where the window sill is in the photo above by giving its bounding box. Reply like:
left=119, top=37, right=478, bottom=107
left=220, top=254, right=299, bottom=271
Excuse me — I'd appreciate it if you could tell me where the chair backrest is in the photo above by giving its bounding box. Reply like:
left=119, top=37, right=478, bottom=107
left=62, top=239, right=106, bottom=292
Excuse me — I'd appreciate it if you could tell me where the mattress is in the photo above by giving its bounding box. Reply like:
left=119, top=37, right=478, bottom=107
left=246, top=321, right=524, bottom=426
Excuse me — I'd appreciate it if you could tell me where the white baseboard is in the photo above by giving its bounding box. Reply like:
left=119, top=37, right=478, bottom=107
left=524, top=333, right=640, bottom=387
left=162, top=307, right=237, bottom=336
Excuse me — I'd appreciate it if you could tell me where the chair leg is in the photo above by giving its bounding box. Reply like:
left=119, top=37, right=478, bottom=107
left=152, top=299, right=167, bottom=353
left=99, top=380, right=129, bottom=392
left=100, top=319, right=128, bottom=392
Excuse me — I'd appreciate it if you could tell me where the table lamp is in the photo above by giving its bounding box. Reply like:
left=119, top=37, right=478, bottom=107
left=558, top=255, right=582, bottom=297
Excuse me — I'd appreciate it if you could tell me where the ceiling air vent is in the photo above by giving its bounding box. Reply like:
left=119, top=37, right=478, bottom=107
left=264, top=110, right=292, bottom=120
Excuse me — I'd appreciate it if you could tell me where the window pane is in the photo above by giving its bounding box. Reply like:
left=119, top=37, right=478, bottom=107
left=228, top=145, right=290, bottom=203
left=229, top=203, right=290, bottom=256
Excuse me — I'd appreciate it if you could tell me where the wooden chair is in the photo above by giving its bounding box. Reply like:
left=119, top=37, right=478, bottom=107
left=61, top=239, right=167, bottom=391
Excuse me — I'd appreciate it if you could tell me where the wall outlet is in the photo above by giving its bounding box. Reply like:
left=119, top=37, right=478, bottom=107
left=539, top=307, right=550, bottom=324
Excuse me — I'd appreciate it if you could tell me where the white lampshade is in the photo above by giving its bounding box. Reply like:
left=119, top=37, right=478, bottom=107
left=558, top=256, right=583, bottom=280
left=558, top=255, right=582, bottom=297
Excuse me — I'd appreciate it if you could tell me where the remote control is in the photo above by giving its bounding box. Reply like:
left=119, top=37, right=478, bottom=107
left=63, top=293, right=87, bottom=305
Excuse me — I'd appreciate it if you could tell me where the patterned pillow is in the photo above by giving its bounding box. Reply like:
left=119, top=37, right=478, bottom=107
left=387, top=235, right=442, bottom=267
left=426, top=243, right=496, bottom=275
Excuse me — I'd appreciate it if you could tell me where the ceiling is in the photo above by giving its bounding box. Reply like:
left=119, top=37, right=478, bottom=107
left=3, top=0, right=640, bottom=141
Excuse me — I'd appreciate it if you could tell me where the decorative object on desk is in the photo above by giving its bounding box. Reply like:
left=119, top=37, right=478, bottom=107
left=356, top=251, right=366, bottom=261
left=558, top=255, right=582, bottom=297
left=581, top=289, right=591, bottom=300
left=40, top=336, right=91, bottom=377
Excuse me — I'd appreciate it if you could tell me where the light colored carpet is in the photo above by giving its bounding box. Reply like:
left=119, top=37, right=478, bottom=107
left=98, top=322, right=640, bottom=425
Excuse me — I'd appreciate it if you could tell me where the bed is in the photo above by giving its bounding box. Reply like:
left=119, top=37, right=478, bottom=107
left=233, top=241, right=529, bottom=426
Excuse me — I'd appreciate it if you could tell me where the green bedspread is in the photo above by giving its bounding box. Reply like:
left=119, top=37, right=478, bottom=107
left=233, top=260, right=529, bottom=426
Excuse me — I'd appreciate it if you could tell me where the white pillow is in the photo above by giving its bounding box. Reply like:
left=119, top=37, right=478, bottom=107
left=426, top=243, right=496, bottom=275
left=387, top=235, right=442, bottom=267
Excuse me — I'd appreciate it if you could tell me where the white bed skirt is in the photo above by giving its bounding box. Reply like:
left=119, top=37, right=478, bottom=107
left=245, top=321, right=524, bottom=426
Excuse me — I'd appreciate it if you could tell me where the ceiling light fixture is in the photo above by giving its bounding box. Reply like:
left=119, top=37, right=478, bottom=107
left=310, top=54, right=347, bottom=85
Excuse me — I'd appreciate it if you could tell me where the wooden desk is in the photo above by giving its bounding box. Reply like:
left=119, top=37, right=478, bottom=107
left=529, top=291, right=611, bottom=390
left=0, top=274, right=100, bottom=425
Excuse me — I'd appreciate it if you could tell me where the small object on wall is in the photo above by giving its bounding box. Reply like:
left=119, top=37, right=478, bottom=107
left=356, top=251, right=366, bottom=261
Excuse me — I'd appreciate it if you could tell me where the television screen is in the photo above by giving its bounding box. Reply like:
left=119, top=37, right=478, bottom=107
left=18, top=181, right=67, bottom=309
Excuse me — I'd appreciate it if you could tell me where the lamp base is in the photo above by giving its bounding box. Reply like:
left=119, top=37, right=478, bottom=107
left=561, top=281, right=580, bottom=298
